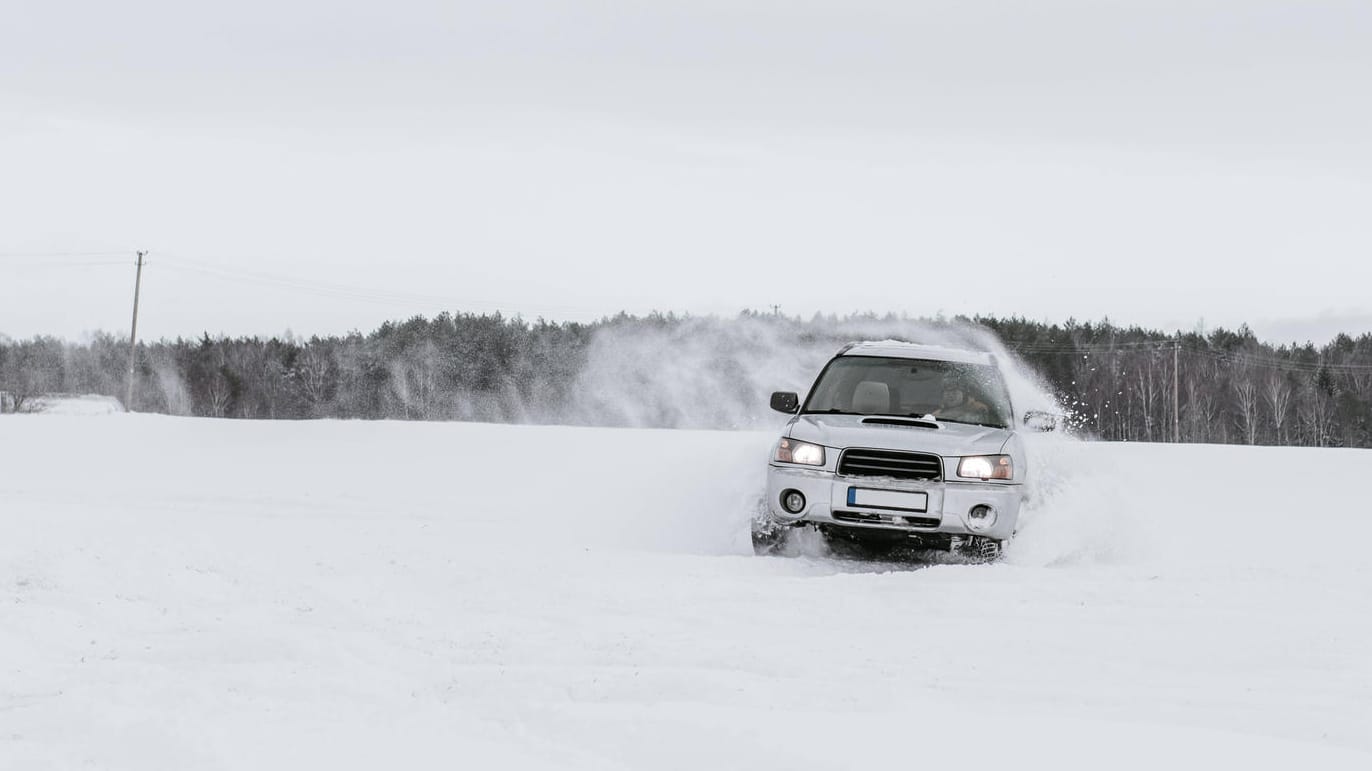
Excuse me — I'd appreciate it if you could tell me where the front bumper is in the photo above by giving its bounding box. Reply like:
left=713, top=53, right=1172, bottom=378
left=766, top=463, right=1023, bottom=541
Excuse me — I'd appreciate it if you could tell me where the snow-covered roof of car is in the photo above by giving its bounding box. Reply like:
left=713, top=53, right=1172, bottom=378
left=838, top=340, right=997, bottom=366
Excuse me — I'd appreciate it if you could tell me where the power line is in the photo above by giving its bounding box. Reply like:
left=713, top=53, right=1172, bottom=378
left=155, top=252, right=598, bottom=318
left=1009, top=342, right=1171, bottom=353
left=0, top=260, right=132, bottom=269
left=1192, top=348, right=1371, bottom=374
left=0, top=251, right=132, bottom=259
left=11, top=248, right=1372, bottom=375
left=1009, top=341, right=1372, bottom=374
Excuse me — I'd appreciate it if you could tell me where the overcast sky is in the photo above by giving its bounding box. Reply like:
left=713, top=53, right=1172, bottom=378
left=2, top=0, right=1369, bottom=344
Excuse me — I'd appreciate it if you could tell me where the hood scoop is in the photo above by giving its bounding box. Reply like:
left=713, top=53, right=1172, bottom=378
left=861, top=416, right=941, bottom=430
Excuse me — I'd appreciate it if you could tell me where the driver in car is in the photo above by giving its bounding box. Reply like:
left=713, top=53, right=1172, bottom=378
left=937, top=382, right=993, bottom=424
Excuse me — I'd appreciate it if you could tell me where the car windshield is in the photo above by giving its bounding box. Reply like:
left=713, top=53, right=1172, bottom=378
left=802, top=355, right=1012, bottom=428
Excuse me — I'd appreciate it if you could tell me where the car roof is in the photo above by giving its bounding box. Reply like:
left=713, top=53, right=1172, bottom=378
left=838, top=340, right=997, bottom=366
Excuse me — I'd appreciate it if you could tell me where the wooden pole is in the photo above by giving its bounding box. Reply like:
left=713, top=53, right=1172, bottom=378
left=1173, top=339, right=1181, bottom=443
left=125, top=251, right=145, bottom=412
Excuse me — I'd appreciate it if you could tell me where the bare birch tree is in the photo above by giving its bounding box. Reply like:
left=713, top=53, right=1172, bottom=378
left=1264, top=372, right=1293, bottom=445
left=1232, top=376, right=1261, bottom=445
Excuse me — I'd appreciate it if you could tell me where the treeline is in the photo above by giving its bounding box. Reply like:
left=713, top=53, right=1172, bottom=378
left=3, top=311, right=1371, bottom=447
left=0, top=313, right=592, bottom=421
left=977, top=317, right=1370, bottom=447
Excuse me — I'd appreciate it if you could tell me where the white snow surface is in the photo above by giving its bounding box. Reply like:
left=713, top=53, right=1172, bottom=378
left=2, top=415, right=1369, bottom=769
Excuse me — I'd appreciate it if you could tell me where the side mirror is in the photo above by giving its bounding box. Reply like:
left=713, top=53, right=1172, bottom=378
left=1022, top=410, right=1060, bottom=432
left=770, top=391, right=800, bottom=414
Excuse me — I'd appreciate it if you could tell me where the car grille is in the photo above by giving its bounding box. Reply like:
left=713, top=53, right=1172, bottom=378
left=837, top=448, right=943, bottom=481
left=833, top=511, right=941, bottom=528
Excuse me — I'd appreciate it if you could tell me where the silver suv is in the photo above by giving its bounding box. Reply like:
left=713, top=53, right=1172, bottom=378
left=756, top=341, right=1031, bottom=561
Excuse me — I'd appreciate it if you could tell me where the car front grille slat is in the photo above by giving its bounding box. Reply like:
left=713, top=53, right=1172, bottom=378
left=843, top=460, right=940, bottom=473
left=832, top=510, right=942, bottom=528
left=838, top=449, right=942, bottom=481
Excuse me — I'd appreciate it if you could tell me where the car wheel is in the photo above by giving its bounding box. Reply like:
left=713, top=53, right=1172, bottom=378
left=957, top=536, right=1004, bottom=563
left=751, top=514, right=796, bottom=555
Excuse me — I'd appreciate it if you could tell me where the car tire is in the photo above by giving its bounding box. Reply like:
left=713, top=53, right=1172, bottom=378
left=751, top=515, right=795, bottom=555
left=959, top=536, right=1004, bottom=563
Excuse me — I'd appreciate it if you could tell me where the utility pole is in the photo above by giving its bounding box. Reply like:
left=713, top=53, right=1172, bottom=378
left=1172, top=338, right=1181, bottom=443
left=125, top=251, right=146, bottom=412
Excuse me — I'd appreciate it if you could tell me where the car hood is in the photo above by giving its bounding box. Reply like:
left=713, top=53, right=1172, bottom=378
left=787, top=414, right=1011, bottom=457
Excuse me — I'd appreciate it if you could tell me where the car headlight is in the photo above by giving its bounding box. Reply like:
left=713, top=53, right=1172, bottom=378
left=957, top=454, right=1013, bottom=480
left=776, top=438, right=825, bottom=466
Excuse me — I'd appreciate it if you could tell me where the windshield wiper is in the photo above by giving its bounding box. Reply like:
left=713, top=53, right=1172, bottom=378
left=802, top=409, right=1003, bottom=429
left=936, top=417, right=1008, bottom=429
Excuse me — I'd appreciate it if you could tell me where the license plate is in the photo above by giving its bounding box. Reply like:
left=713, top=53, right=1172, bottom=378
left=847, top=487, right=928, bottom=512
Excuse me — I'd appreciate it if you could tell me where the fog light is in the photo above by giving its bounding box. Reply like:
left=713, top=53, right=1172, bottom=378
left=781, top=490, right=807, bottom=514
left=967, top=504, right=997, bottom=532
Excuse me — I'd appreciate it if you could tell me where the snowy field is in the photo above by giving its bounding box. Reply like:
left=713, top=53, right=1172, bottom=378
left=2, top=414, right=1370, bottom=769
